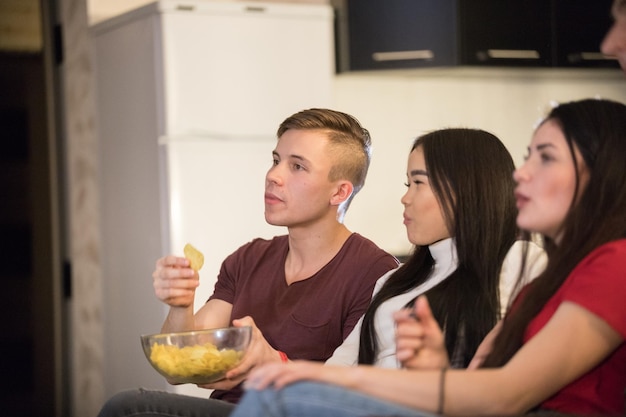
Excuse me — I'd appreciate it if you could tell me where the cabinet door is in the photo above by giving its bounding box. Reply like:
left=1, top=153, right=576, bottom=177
left=342, top=0, right=457, bottom=71
left=161, top=3, right=334, bottom=137
left=458, top=0, right=552, bottom=67
left=553, top=0, right=619, bottom=68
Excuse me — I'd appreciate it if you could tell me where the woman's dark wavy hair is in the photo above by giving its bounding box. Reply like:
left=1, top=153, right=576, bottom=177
left=483, top=98, right=626, bottom=368
left=358, top=128, right=518, bottom=367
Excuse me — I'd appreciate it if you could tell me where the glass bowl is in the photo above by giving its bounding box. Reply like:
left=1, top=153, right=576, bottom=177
left=141, top=326, right=252, bottom=384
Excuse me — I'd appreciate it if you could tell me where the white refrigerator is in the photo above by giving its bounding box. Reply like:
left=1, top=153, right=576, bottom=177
left=91, top=0, right=333, bottom=398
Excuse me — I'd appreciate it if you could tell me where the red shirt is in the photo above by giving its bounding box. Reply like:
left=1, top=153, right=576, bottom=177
left=521, top=240, right=626, bottom=416
left=208, top=233, right=399, bottom=402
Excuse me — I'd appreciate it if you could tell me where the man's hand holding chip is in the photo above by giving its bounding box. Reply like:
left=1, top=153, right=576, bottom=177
left=153, top=243, right=204, bottom=308
left=153, top=254, right=200, bottom=308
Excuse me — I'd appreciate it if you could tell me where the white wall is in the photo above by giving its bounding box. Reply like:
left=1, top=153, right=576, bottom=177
left=338, top=68, right=626, bottom=256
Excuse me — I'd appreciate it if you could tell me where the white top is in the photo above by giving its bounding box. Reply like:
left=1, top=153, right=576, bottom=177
left=325, top=238, right=546, bottom=368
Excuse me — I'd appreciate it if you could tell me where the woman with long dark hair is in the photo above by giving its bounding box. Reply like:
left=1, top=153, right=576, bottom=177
left=327, top=128, right=545, bottom=369
left=232, top=98, right=626, bottom=417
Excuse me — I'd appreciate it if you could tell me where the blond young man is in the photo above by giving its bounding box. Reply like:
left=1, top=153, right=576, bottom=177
left=98, top=108, right=398, bottom=417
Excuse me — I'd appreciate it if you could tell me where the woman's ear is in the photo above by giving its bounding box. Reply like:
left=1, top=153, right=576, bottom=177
left=330, top=180, right=354, bottom=206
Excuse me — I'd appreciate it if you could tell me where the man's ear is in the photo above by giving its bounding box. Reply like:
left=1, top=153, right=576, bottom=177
left=330, top=180, right=354, bottom=206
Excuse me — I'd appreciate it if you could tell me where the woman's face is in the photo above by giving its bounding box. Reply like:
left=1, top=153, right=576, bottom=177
left=401, top=146, right=451, bottom=246
left=513, top=120, right=588, bottom=243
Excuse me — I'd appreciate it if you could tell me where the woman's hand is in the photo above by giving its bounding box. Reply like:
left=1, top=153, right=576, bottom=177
left=394, top=295, right=450, bottom=369
left=244, top=361, right=331, bottom=391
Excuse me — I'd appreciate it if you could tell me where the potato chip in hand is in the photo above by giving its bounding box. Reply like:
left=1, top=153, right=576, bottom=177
left=184, top=243, right=204, bottom=271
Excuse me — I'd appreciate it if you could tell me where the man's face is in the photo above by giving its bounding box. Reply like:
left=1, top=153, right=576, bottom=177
left=264, top=129, right=341, bottom=228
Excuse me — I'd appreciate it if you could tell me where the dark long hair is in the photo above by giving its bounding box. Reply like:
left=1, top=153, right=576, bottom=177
left=483, top=99, right=626, bottom=368
left=358, top=128, right=518, bottom=367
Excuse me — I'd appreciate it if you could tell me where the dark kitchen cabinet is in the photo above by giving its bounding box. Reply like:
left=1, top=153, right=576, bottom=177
left=333, top=0, right=619, bottom=72
left=457, top=0, right=552, bottom=67
left=553, top=0, right=618, bottom=68
left=335, top=0, right=457, bottom=71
